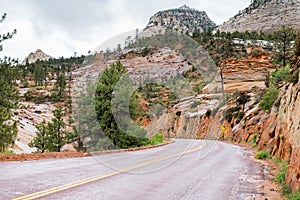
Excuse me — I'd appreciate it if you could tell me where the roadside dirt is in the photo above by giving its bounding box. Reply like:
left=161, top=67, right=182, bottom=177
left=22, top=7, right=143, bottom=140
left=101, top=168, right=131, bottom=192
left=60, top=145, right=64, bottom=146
left=227, top=141, right=286, bottom=200
left=0, top=152, right=91, bottom=162
left=0, top=140, right=174, bottom=162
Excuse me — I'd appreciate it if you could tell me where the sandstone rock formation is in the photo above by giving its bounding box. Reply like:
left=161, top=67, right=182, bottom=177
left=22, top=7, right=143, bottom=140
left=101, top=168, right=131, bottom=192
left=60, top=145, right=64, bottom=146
left=21, top=49, right=53, bottom=65
left=218, top=0, right=300, bottom=34
left=258, top=74, right=300, bottom=192
left=213, top=71, right=300, bottom=192
left=203, top=46, right=276, bottom=93
left=146, top=93, right=223, bottom=139
left=142, top=5, right=216, bottom=37
left=13, top=102, right=56, bottom=153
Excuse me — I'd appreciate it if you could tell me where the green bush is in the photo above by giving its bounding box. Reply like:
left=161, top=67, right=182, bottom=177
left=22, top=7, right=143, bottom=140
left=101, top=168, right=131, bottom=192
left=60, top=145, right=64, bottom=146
left=255, top=150, right=272, bottom=159
left=287, top=192, right=300, bottom=200
left=271, top=66, right=290, bottom=85
left=237, top=111, right=244, bottom=121
left=275, top=160, right=288, bottom=183
left=225, top=106, right=241, bottom=122
left=227, top=106, right=241, bottom=113
left=149, top=133, right=163, bottom=145
left=281, top=184, right=300, bottom=200
left=225, top=112, right=233, bottom=122
left=24, top=90, right=34, bottom=101
left=0, top=150, right=15, bottom=156
left=205, top=109, right=212, bottom=118
left=287, top=68, right=299, bottom=84
left=259, top=87, right=279, bottom=111
left=248, top=134, right=257, bottom=146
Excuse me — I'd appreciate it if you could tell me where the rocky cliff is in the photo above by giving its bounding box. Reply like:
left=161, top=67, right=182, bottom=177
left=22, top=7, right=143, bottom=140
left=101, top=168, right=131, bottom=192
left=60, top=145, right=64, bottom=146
left=144, top=47, right=300, bottom=192
left=22, top=49, right=53, bottom=65
left=142, top=5, right=216, bottom=36
left=258, top=75, right=300, bottom=192
left=153, top=71, right=300, bottom=192
left=203, top=46, right=276, bottom=93
left=218, top=0, right=300, bottom=34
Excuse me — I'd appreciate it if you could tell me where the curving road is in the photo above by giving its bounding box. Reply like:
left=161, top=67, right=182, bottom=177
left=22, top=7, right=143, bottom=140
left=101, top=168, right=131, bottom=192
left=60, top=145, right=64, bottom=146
left=0, top=140, right=265, bottom=200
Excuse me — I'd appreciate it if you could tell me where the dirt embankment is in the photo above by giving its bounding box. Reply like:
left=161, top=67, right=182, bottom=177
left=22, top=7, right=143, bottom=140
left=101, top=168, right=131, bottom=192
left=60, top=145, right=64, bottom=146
left=0, top=152, right=91, bottom=162
left=0, top=140, right=173, bottom=162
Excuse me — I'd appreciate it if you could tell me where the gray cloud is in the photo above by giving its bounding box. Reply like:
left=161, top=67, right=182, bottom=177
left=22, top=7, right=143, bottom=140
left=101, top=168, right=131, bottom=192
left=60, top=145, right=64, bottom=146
left=27, top=0, right=112, bottom=40
left=0, top=0, right=250, bottom=59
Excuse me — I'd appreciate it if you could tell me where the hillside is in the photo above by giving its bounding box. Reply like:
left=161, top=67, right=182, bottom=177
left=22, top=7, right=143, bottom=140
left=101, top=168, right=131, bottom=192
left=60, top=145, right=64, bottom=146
left=218, top=0, right=300, bottom=34
left=142, top=5, right=216, bottom=37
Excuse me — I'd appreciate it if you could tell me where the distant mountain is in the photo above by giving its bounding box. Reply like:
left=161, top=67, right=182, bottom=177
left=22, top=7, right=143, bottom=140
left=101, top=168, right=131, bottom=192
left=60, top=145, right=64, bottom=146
left=22, top=49, right=53, bottom=65
left=142, top=5, right=216, bottom=36
left=217, top=0, right=300, bottom=34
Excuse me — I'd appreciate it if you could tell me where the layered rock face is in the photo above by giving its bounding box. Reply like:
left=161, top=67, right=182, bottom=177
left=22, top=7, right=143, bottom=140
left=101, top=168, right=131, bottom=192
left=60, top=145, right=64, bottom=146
left=258, top=73, right=300, bottom=192
left=218, top=0, right=300, bottom=34
left=219, top=71, right=300, bottom=192
left=145, top=47, right=300, bottom=191
left=21, top=49, right=53, bottom=65
left=146, top=94, right=222, bottom=139
left=203, top=47, right=276, bottom=93
left=143, top=5, right=216, bottom=36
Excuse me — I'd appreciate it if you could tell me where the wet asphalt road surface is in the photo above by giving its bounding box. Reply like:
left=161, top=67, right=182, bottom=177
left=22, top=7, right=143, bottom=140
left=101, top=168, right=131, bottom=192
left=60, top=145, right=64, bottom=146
left=0, top=139, right=264, bottom=200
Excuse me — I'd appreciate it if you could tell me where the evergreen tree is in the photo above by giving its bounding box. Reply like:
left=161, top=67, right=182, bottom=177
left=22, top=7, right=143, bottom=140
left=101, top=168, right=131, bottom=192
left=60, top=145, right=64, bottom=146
left=29, top=107, right=77, bottom=152
left=290, top=35, right=300, bottom=83
left=273, top=26, right=297, bottom=67
left=95, top=61, right=148, bottom=148
left=28, top=120, right=49, bottom=153
left=74, top=81, right=105, bottom=150
left=0, top=13, right=18, bottom=152
left=237, top=92, right=250, bottom=112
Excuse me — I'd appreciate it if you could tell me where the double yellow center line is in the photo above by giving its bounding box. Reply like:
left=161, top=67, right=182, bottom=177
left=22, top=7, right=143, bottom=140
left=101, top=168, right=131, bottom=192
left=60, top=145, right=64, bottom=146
left=12, top=141, right=206, bottom=200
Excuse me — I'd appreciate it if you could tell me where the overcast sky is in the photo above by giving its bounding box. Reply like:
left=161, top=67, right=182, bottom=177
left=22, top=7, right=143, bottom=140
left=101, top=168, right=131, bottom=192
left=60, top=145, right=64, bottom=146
left=0, top=0, right=250, bottom=61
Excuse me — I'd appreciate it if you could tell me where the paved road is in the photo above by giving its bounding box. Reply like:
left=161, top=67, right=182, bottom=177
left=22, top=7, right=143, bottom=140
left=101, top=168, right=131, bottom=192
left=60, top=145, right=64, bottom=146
left=0, top=139, right=264, bottom=200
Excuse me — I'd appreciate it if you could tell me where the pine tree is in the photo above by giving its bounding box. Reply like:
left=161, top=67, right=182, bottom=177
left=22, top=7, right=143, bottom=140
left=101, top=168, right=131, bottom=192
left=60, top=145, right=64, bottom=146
left=0, top=13, right=18, bottom=152
left=273, top=26, right=297, bottom=67
left=290, top=35, right=300, bottom=84
left=29, top=107, right=77, bottom=152
left=74, top=81, right=105, bottom=150
left=95, top=61, right=148, bottom=149
left=28, top=120, right=49, bottom=153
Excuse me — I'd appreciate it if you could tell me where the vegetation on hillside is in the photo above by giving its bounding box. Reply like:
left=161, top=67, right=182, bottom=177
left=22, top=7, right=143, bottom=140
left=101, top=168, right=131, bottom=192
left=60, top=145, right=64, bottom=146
left=0, top=13, right=18, bottom=152
left=95, top=61, right=148, bottom=149
left=29, top=107, right=77, bottom=152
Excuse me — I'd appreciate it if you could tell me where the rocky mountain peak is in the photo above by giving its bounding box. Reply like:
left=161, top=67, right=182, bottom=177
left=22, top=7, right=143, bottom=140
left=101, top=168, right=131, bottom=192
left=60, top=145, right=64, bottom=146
left=217, top=0, right=300, bottom=33
left=142, top=5, right=216, bottom=36
left=178, top=5, right=192, bottom=10
left=22, top=49, right=53, bottom=65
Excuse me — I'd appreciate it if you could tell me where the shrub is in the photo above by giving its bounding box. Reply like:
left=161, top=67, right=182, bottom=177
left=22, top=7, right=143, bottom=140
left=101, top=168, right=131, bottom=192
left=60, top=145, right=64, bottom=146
left=259, top=87, right=279, bottom=111
left=237, top=111, right=244, bottom=121
left=205, top=109, right=212, bottom=118
left=255, top=150, right=272, bottom=159
left=225, top=112, right=233, bottom=122
left=271, top=66, right=290, bottom=85
left=287, top=68, right=299, bottom=84
left=141, top=47, right=152, bottom=57
left=248, top=134, right=257, bottom=146
left=227, top=106, right=241, bottom=113
left=225, top=106, right=241, bottom=122
left=287, top=191, right=300, bottom=200
left=0, top=150, right=15, bottom=156
left=149, top=133, right=163, bottom=145
left=24, top=90, right=34, bottom=101
left=275, top=163, right=287, bottom=183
